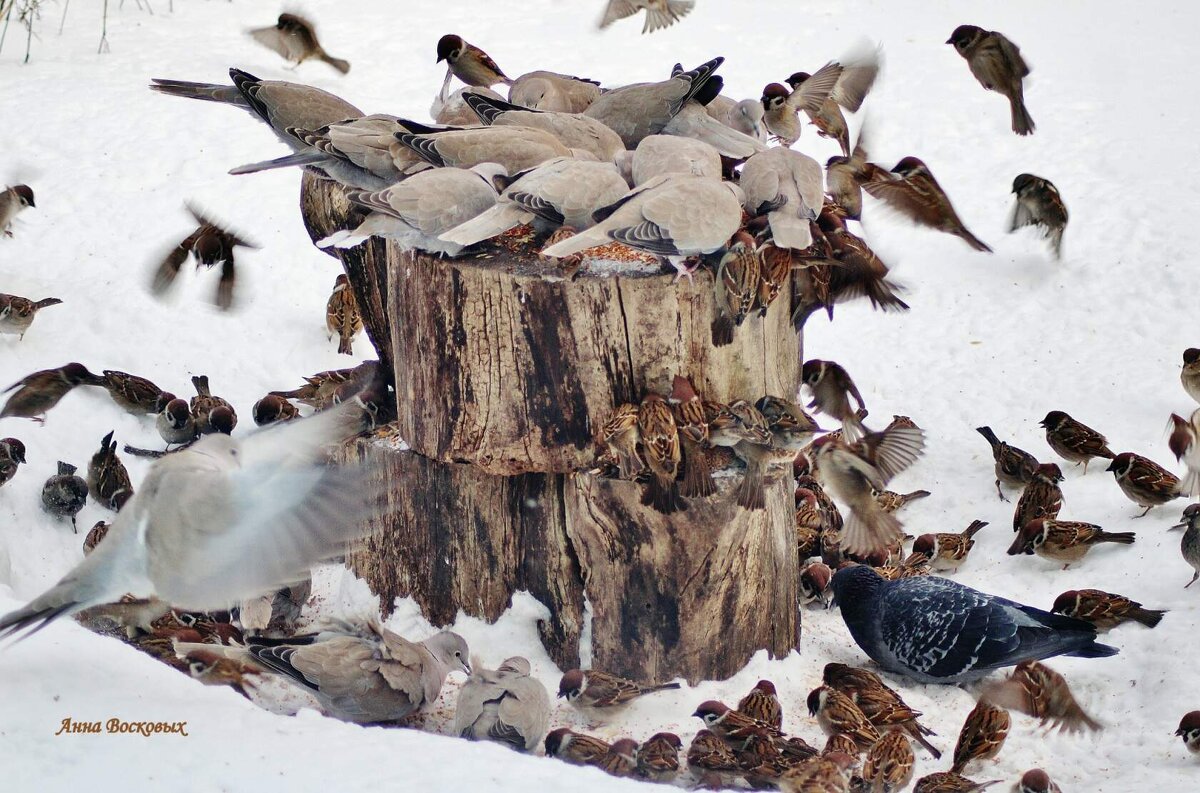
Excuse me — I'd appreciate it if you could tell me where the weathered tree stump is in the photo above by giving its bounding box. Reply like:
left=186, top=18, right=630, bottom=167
left=303, top=175, right=804, bottom=683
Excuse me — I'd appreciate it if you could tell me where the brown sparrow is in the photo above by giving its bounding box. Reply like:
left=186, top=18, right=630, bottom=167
left=1182, top=348, right=1200, bottom=404
left=0, top=293, right=62, bottom=340
left=600, top=402, right=644, bottom=480
left=637, top=393, right=685, bottom=514
left=756, top=243, right=794, bottom=317
left=82, top=520, right=110, bottom=555
left=598, top=0, right=695, bottom=35
left=949, top=701, right=1010, bottom=775
left=875, top=488, right=930, bottom=514
left=1012, top=463, right=1064, bottom=532
left=1039, top=410, right=1114, bottom=472
left=1009, top=175, right=1066, bottom=258
left=247, top=14, right=349, bottom=74
left=0, top=438, right=25, bottom=489
left=786, top=55, right=879, bottom=157
left=760, top=63, right=843, bottom=147
left=1176, top=711, right=1200, bottom=754
left=0, top=183, right=35, bottom=235
left=156, top=395, right=197, bottom=448
left=326, top=274, right=363, bottom=356
left=711, top=231, right=761, bottom=347
left=946, top=26, right=1034, bottom=135
left=558, top=668, right=680, bottom=721
left=777, top=752, right=856, bottom=793
left=826, top=153, right=865, bottom=220
left=1050, top=588, right=1164, bottom=631
left=436, top=34, right=511, bottom=88
left=863, top=731, right=914, bottom=793
left=1107, top=451, right=1183, bottom=516
left=88, top=430, right=134, bottom=512
left=1017, top=769, right=1061, bottom=793
left=252, top=394, right=300, bottom=427
left=544, top=727, right=611, bottom=766
left=807, top=686, right=880, bottom=749
left=976, top=426, right=1039, bottom=500
left=824, top=664, right=940, bottom=757
left=1, top=362, right=105, bottom=422
left=738, top=679, right=784, bottom=730
left=41, top=461, right=88, bottom=532
left=913, top=772, right=1000, bottom=793
left=759, top=395, right=824, bottom=451
left=687, top=728, right=742, bottom=784
left=909, top=521, right=984, bottom=573
left=152, top=204, right=256, bottom=311
left=796, top=487, right=824, bottom=549
left=802, top=359, right=868, bottom=441
left=1008, top=518, right=1135, bottom=568
left=821, top=733, right=859, bottom=758
left=597, top=738, right=639, bottom=778
left=670, top=376, right=716, bottom=498
left=184, top=647, right=264, bottom=697
left=102, top=370, right=165, bottom=415
left=694, top=699, right=783, bottom=744
left=800, top=561, right=834, bottom=606
left=190, top=375, right=238, bottom=435
left=980, top=660, right=1101, bottom=732
left=636, top=731, right=682, bottom=782
left=1173, top=503, right=1200, bottom=588
left=737, top=728, right=817, bottom=787
left=862, top=157, right=992, bottom=252
left=1170, top=410, right=1200, bottom=497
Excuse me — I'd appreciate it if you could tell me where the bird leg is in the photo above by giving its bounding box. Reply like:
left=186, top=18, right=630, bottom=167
left=1187, top=572, right=1198, bottom=589
left=1135, top=505, right=1153, bottom=518
left=667, top=256, right=701, bottom=284
left=995, top=479, right=1009, bottom=502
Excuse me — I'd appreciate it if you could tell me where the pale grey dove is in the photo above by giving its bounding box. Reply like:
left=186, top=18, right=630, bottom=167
left=583, top=58, right=723, bottom=149
left=630, top=135, right=721, bottom=186
left=432, top=86, right=501, bottom=126
left=454, top=656, right=551, bottom=751
left=508, top=71, right=602, bottom=113
left=740, top=147, right=824, bottom=249
left=464, top=94, right=625, bottom=163
left=705, top=95, right=766, bottom=141
left=393, top=125, right=571, bottom=176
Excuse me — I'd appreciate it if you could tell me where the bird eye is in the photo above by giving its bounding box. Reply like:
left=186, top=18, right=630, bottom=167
left=455, top=651, right=461, bottom=657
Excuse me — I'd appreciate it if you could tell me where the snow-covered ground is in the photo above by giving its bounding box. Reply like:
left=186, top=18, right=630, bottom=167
left=2, top=1, right=1198, bottom=790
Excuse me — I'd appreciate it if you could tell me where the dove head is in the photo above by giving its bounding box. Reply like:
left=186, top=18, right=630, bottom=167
left=426, top=630, right=471, bottom=674
left=829, top=564, right=885, bottom=613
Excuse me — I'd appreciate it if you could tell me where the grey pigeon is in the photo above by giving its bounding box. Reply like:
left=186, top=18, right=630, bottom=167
left=830, top=565, right=1117, bottom=684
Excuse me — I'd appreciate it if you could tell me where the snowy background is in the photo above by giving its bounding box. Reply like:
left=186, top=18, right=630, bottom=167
left=2, top=0, right=1198, bottom=790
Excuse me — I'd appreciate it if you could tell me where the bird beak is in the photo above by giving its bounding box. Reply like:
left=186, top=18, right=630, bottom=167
left=557, top=691, right=566, bottom=699
left=1171, top=520, right=1188, bottom=530
left=691, top=709, right=702, bottom=718
left=944, top=37, right=954, bottom=45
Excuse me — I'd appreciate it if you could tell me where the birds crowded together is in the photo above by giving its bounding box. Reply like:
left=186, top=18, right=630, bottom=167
left=2, top=2, right=1198, bottom=791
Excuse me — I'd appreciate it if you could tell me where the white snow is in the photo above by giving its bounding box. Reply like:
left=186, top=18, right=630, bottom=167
left=2, top=1, right=1198, bottom=791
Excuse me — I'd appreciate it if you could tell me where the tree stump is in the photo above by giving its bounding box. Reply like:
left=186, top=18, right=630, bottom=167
left=303, top=175, right=804, bottom=683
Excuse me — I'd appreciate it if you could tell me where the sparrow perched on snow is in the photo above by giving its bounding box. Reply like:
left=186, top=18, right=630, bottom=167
left=88, top=431, right=134, bottom=512
left=252, top=394, right=300, bottom=427
left=325, top=274, right=363, bottom=357
left=190, top=375, right=238, bottom=435
left=976, top=426, right=1038, bottom=500
left=1009, top=174, right=1067, bottom=258
left=670, top=377, right=716, bottom=498
left=693, top=699, right=783, bottom=744
left=1008, top=518, right=1135, bottom=568
left=1107, top=451, right=1183, bottom=516
left=637, top=393, right=685, bottom=514
left=0, top=183, right=34, bottom=236
left=1050, top=589, right=1164, bottom=631
left=558, top=668, right=681, bottom=722
left=594, top=738, right=639, bottom=778
left=1012, top=462, right=1064, bottom=532
left=599, top=0, right=695, bottom=34
left=156, top=395, right=197, bottom=448
left=1182, top=349, right=1200, bottom=404
left=1, top=362, right=106, bottom=422
left=545, top=728, right=612, bottom=766
left=436, top=34, right=511, bottom=89
left=1039, top=410, right=1114, bottom=472
left=980, top=660, right=1102, bottom=732
left=912, top=520, right=988, bottom=573
left=0, top=438, right=25, bottom=489
left=152, top=204, right=256, bottom=311
left=1175, top=711, right=1200, bottom=754
left=711, top=231, right=761, bottom=346
left=807, top=685, right=881, bottom=749
left=863, top=731, right=914, bottom=793
left=861, top=156, right=992, bottom=251
left=875, top=488, right=930, bottom=514
left=0, top=294, right=62, bottom=340
left=786, top=47, right=880, bottom=156
left=822, top=663, right=941, bottom=758
left=821, top=733, right=859, bottom=758
left=802, top=360, right=868, bottom=441
left=800, top=560, right=833, bottom=606
left=946, top=26, right=1034, bottom=135
left=600, top=403, right=644, bottom=480
left=686, top=728, right=741, bottom=784
left=636, top=732, right=682, bottom=782
left=913, top=772, right=1000, bottom=793
left=950, top=702, right=1010, bottom=775
left=738, top=680, right=784, bottom=730
left=102, top=370, right=165, bottom=415
left=810, top=425, right=926, bottom=556
left=41, top=461, right=88, bottom=532
left=1172, top=503, right=1200, bottom=587
left=248, top=13, right=349, bottom=74
left=777, top=753, right=857, bottom=793
left=760, top=62, right=844, bottom=147
left=1017, top=769, right=1061, bottom=793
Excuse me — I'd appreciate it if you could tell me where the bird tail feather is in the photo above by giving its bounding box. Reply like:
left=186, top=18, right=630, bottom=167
left=321, top=55, right=351, bottom=75
left=1068, top=640, right=1118, bottom=659
left=1097, top=531, right=1135, bottom=545
left=439, top=204, right=530, bottom=246
left=149, top=78, right=247, bottom=107
left=1009, top=90, right=1035, bottom=136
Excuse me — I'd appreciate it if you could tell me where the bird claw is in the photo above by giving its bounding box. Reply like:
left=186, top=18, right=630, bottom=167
left=670, top=259, right=700, bottom=284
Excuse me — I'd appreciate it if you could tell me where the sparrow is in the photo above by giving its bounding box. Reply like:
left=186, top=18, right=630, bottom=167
left=913, top=772, right=1000, bottom=793
left=802, top=360, right=868, bottom=442
left=636, top=731, right=682, bottom=782
left=1107, top=451, right=1183, bottom=516
left=912, top=520, right=988, bottom=572
left=545, top=728, right=613, bottom=766
left=800, top=561, right=834, bottom=606
left=1170, top=410, right=1200, bottom=497
left=786, top=47, right=881, bottom=156
left=0, top=437, right=26, bottom=489
left=735, top=728, right=807, bottom=787
left=694, top=699, right=784, bottom=745
left=325, top=274, right=363, bottom=357
left=252, top=394, right=300, bottom=427
left=861, top=157, right=992, bottom=251
left=183, top=647, right=265, bottom=697
left=636, top=393, right=686, bottom=514
left=1050, top=588, right=1165, bottom=631
left=454, top=656, right=550, bottom=752
left=190, top=375, right=238, bottom=435
left=436, top=34, right=511, bottom=88
left=1009, top=174, right=1067, bottom=258
left=0, top=294, right=62, bottom=339
left=777, top=752, right=856, bottom=793
left=101, top=370, right=165, bottom=415
left=1012, top=463, right=1064, bottom=532
left=821, top=733, right=860, bottom=758
left=152, top=204, right=257, bottom=311
left=946, top=26, right=1034, bottom=135
left=756, top=396, right=821, bottom=450
left=1008, top=518, right=1135, bottom=568
left=756, top=243, right=794, bottom=317
left=863, top=731, right=914, bottom=793
left=760, top=63, right=844, bottom=147
left=1176, top=711, right=1200, bottom=754
left=730, top=400, right=777, bottom=511
left=875, top=488, right=931, bottom=514
left=822, top=663, right=941, bottom=759
left=247, top=14, right=349, bottom=74
left=1039, top=410, right=1115, bottom=472
left=825, top=154, right=865, bottom=221
left=1, top=363, right=106, bottom=422
left=558, top=668, right=681, bottom=722
left=271, top=365, right=372, bottom=410
left=1017, top=769, right=1061, bottom=793
left=980, top=660, right=1102, bottom=732
left=686, top=728, right=742, bottom=784
left=87, top=431, right=134, bottom=512
left=711, top=230, right=762, bottom=346
left=1173, top=503, right=1200, bottom=587
left=594, top=738, right=639, bottom=778
left=796, top=488, right=824, bottom=550
left=807, top=686, right=881, bottom=749
left=0, top=183, right=34, bottom=236
left=1182, top=349, right=1200, bottom=404
left=599, top=403, right=643, bottom=480
left=0, top=400, right=379, bottom=639
left=809, top=425, right=926, bottom=556
left=738, top=680, right=784, bottom=730
left=976, top=426, right=1039, bottom=500
left=599, top=0, right=695, bottom=34
left=670, top=376, right=716, bottom=498
left=156, top=395, right=197, bottom=448
left=949, top=702, right=1010, bottom=775
left=40, top=461, right=88, bottom=532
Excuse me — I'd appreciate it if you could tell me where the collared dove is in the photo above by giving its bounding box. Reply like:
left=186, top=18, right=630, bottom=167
left=0, top=398, right=379, bottom=642
left=454, top=656, right=551, bottom=751
left=740, top=147, right=824, bottom=250
left=432, top=86, right=501, bottom=126
left=584, top=58, right=723, bottom=149
left=630, top=135, right=721, bottom=186
left=660, top=66, right=765, bottom=159
left=238, top=575, right=311, bottom=636
left=464, top=94, right=625, bottom=163
left=440, top=158, right=628, bottom=246
left=317, top=165, right=503, bottom=254
left=394, top=125, right=571, bottom=175
left=508, top=71, right=602, bottom=113
left=706, top=96, right=766, bottom=141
